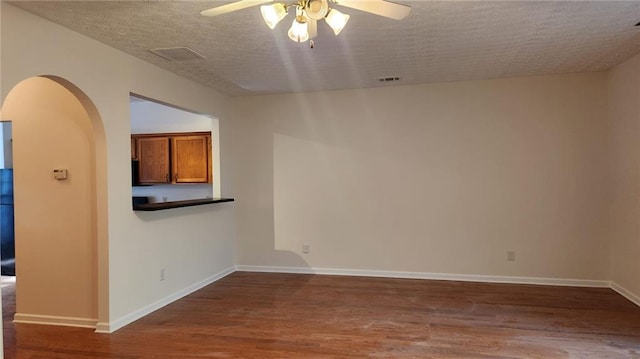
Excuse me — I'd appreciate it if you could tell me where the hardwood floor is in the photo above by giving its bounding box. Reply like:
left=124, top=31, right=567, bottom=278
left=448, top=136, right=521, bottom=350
left=3, top=272, right=640, bottom=358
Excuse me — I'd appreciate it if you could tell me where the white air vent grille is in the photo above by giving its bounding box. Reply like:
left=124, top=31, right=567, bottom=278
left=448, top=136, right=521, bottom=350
left=149, top=47, right=206, bottom=62
left=378, top=76, right=401, bottom=83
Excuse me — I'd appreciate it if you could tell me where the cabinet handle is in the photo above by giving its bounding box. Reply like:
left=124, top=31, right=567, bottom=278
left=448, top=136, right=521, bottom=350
left=166, top=173, right=169, bottom=182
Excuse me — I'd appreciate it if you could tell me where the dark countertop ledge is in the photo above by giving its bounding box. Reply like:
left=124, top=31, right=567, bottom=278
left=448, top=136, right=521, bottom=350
left=133, top=198, right=235, bottom=211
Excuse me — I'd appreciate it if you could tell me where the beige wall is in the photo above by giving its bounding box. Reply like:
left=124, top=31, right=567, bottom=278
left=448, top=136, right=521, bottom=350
left=1, top=3, right=236, bottom=332
left=232, top=73, right=610, bottom=281
left=3, top=77, right=98, bottom=322
left=607, top=53, right=640, bottom=301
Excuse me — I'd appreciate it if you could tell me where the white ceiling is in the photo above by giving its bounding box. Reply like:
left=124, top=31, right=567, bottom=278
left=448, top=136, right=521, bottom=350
left=9, top=1, right=640, bottom=97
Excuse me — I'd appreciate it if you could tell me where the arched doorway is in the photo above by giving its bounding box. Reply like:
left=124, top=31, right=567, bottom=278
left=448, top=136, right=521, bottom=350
left=0, top=76, right=108, bottom=332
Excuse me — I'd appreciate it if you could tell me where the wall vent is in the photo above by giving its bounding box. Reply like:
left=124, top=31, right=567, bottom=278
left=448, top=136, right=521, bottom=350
left=149, top=47, right=206, bottom=62
left=378, top=76, right=401, bottom=83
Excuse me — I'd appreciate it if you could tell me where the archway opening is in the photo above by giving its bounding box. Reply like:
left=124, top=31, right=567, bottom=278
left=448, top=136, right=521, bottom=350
left=0, top=75, right=108, bottom=330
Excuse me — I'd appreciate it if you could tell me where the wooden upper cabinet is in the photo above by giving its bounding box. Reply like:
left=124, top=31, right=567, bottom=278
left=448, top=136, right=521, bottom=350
left=172, top=135, right=210, bottom=183
left=137, top=136, right=170, bottom=183
left=133, top=132, right=212, bottom=185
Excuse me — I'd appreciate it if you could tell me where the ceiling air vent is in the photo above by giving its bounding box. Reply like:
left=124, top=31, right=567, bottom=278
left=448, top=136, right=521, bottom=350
left=378, top=76, right=401, bottom=83
left=149, top=47, right=206, bottom=62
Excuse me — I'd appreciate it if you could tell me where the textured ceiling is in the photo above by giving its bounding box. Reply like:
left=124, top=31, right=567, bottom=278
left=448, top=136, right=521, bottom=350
left=9, top=1, right=640, bottom=96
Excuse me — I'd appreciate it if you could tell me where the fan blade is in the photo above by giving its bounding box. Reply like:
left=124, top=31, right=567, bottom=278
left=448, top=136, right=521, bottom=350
left=334, top=0, right=410, bottom=20
left=201, top=0, right=273, bottom=17
left=308, top=18, right=318, bottom=38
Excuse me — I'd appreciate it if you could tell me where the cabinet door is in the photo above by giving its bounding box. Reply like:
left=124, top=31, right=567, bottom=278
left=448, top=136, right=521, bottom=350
left=171, top=135, right=210, bottom=183
left=137, top=137, right=170, bottom=183
left=131, top=136, right=138, bottom=160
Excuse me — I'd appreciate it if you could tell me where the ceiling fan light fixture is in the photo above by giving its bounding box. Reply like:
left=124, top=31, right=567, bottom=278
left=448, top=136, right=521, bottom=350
left=325, top=8, right=350, bottom=35
left=200, top=0, right=410, bottom=44
left=260, top=3, right=287, bottom=29
left=288, top=16, right=310, bottom=42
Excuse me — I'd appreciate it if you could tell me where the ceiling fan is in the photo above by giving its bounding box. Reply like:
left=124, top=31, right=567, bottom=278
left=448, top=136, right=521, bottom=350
left=200, top=0, right=411, bottom=44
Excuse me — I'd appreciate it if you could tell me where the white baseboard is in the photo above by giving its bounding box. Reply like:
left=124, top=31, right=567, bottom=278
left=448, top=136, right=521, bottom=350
left=235, top=265, right=610, bottom=288
left=94, top=321, right=111, bottom=333
left=610, top=282, right=640, bottom=307
left=13, top=313, right=97, bottom=329
left=96, top=266, right=235, bottom=334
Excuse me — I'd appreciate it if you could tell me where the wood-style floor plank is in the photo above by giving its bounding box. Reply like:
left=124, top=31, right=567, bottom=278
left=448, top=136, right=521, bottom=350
left=3, top=272, right=640, bottom=358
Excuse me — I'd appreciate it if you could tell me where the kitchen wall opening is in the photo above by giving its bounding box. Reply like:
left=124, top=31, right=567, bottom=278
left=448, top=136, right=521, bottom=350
left=129, top=94, right=221, bottom=206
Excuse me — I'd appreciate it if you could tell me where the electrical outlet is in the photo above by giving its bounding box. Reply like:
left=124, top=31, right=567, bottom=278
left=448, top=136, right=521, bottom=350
left=302, top=244, right=310, bottom=254
left=162, top=196, right=168, bottom=202
left=507, top=251, right=516, bottom=262
left=160, top=268, right=166, bottom=281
